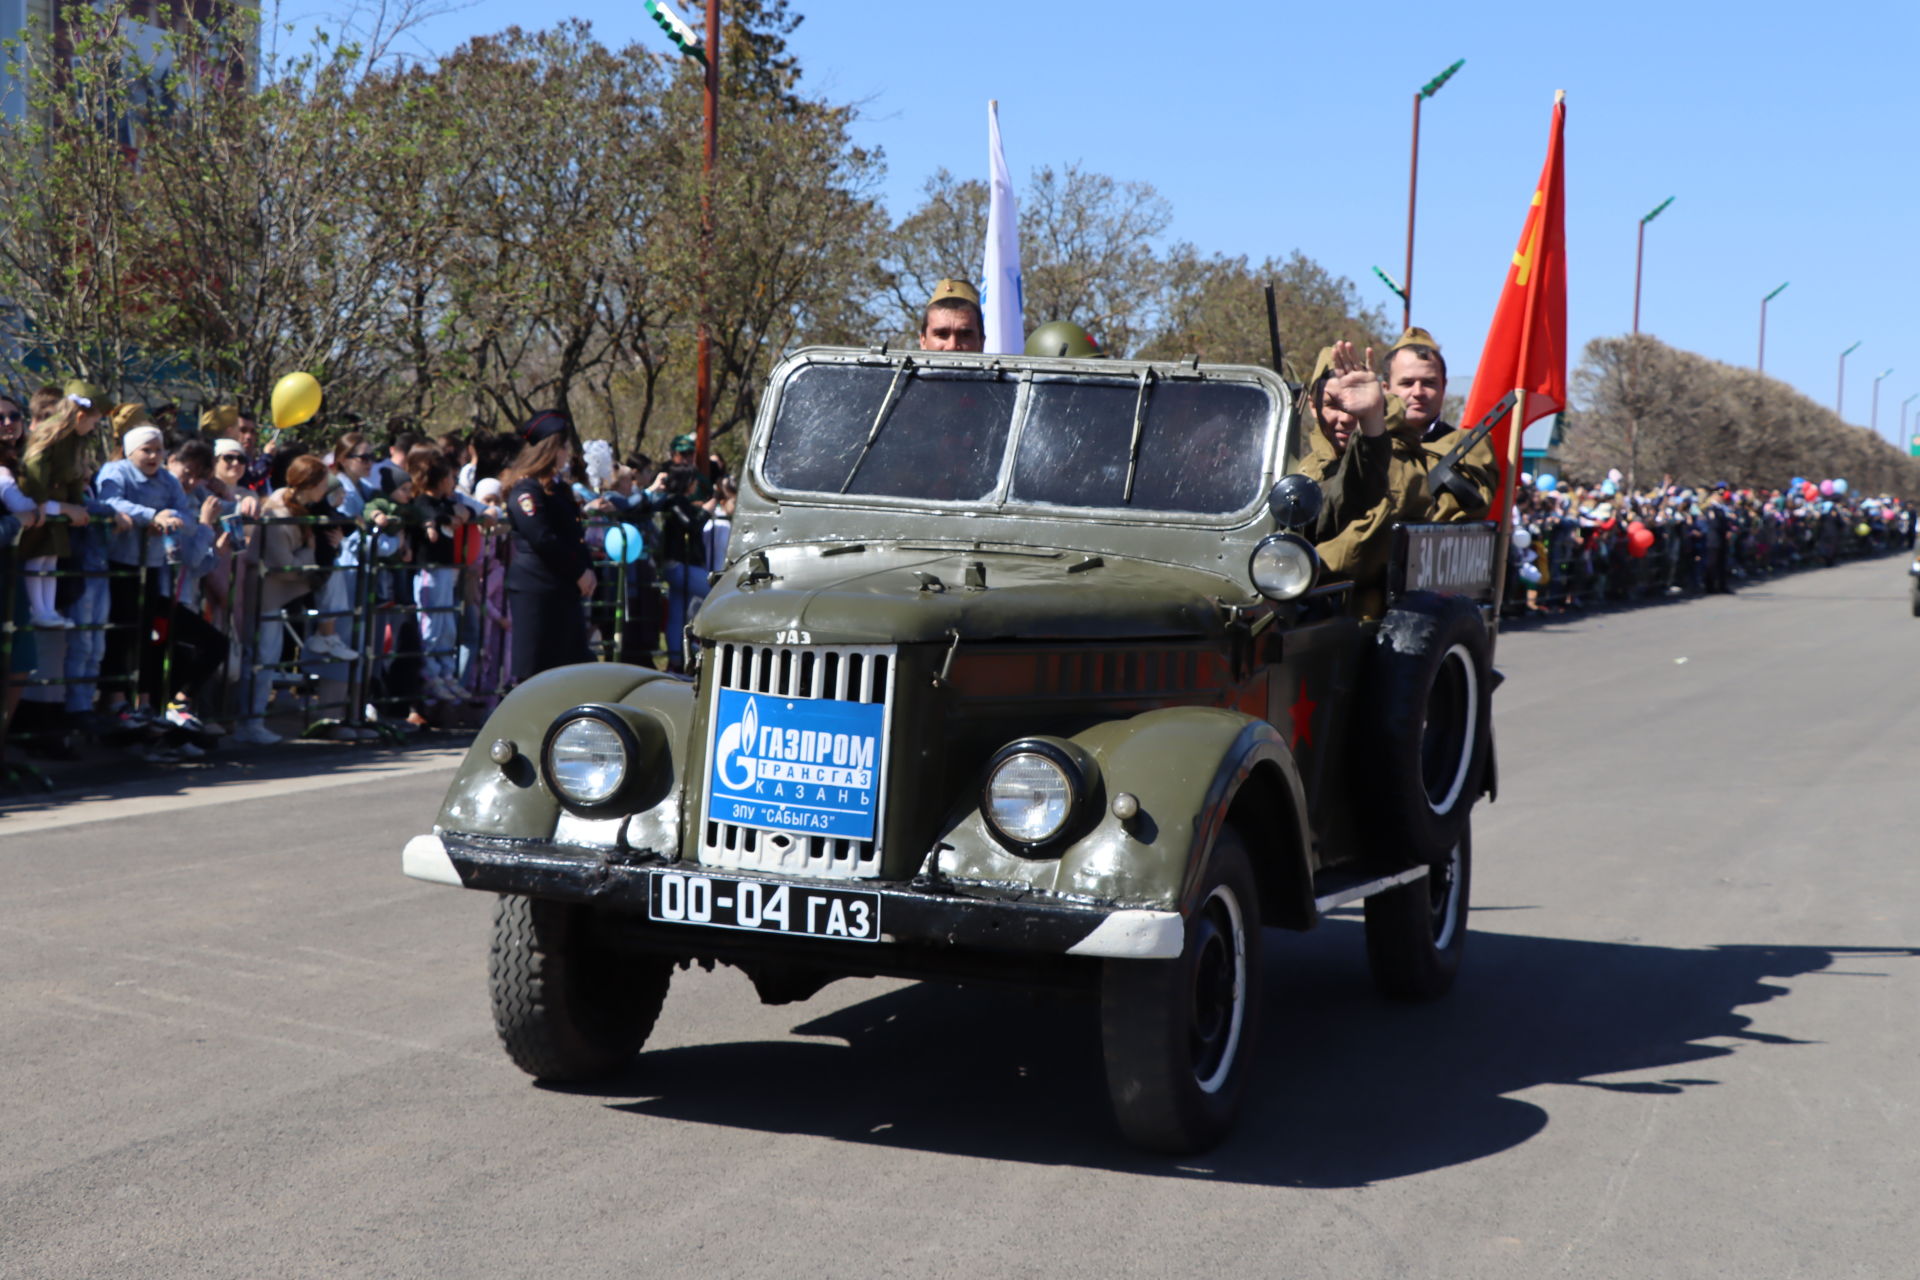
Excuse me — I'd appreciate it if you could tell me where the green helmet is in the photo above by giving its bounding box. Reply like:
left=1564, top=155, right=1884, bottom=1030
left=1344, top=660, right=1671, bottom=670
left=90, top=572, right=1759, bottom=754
left=1024, top=321, right=1106, bottom=358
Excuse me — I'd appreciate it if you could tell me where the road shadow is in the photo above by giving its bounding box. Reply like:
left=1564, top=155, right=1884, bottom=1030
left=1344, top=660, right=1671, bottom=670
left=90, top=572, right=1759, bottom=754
left=554, top=923, right=1917, bottom=1187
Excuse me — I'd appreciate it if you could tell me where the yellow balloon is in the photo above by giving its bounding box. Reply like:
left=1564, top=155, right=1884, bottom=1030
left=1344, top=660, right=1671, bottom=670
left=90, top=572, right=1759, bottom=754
left=271, top=372, right=322, bottom=430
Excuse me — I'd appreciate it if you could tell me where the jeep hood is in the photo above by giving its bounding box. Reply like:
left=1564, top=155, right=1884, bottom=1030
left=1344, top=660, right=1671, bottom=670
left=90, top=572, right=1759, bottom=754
left=693, top=544, right=1237, bottom=646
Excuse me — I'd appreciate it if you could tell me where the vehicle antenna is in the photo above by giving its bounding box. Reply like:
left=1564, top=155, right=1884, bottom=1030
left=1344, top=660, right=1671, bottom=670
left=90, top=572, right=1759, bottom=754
left=1263, top=283, right=1286, bottom=377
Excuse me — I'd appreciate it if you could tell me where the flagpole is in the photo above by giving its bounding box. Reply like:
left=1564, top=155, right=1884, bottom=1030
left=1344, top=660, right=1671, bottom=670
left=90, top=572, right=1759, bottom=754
left=1489, top=90, right=1565, bottom=635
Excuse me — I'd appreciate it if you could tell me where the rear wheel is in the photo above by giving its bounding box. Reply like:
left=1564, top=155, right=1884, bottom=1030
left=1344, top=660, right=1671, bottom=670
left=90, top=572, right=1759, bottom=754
left=489, top=894, right=673, bottom=1080
left=1100, top=830, right=1262, bottom=1154
left=1364, top=825, right=1471, bottom=1001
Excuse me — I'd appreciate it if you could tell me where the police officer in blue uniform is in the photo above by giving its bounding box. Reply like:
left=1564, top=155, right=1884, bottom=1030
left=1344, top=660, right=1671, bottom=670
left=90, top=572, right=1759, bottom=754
left=503, top=411, right=595, bottom=682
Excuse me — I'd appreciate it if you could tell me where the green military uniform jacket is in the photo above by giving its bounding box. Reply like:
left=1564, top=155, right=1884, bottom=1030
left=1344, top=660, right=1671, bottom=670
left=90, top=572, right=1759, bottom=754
left=1296, top=346, right=1497, bottom=618
left=17, top=432, right=92, bottom=561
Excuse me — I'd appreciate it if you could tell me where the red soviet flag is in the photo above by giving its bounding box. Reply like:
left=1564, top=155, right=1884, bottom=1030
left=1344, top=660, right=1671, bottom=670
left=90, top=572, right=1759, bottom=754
left=1461, top=92, right=1567, bottom=516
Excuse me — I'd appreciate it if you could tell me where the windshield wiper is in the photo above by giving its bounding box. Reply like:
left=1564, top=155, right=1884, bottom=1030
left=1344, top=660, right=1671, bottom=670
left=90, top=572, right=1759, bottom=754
left=1122, top=366, right=1155, bottom=503
left=841, top=356, right=915, bottom=493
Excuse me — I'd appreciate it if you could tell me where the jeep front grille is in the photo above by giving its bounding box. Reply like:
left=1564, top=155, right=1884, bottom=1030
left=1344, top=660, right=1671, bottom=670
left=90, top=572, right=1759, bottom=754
left=699, top=642, right=896, bottom=879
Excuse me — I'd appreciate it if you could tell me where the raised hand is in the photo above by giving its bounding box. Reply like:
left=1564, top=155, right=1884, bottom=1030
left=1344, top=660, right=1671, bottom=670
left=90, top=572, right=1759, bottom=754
left=1323, top=341, right=1387, bottom=437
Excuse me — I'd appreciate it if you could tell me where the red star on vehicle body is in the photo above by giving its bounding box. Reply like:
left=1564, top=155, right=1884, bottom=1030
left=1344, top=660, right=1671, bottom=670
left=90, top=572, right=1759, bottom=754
left=1289, top=679, right=1318, bottom=749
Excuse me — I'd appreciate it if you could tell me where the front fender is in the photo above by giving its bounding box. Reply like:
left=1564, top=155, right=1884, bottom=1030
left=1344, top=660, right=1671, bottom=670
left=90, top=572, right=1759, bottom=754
left=435, top=663, right=693, bottom=847
left=935, top=706, right=1314, bottom=914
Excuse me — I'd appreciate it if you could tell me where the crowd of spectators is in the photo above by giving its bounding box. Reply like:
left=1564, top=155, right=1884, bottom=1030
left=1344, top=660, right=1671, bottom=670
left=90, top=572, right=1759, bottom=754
left=1, top=384, right=727, bottom=766
left=1507, top=469, right=1913, bottom=614
left=7, top=375, right=1914, bottom=771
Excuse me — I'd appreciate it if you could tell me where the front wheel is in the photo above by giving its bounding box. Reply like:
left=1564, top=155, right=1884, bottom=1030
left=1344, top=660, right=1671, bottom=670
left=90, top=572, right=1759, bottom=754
left=1100, top=829, right=1263, bottom=1155
left=489, top=894, right=673, bottom=1081
left=1364, top=825, right=1471, bottom=1001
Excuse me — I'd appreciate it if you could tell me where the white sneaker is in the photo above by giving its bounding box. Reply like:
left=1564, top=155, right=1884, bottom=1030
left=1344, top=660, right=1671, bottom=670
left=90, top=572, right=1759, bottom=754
left=232, top=720, right=283, bottom=746
left=29, top=609, right=73, bottom=629
left=311, top=634, right=358, bottom=661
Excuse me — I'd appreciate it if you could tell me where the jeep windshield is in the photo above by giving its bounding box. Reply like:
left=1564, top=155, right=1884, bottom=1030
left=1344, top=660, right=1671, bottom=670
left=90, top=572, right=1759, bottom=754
left=759, top=358, right=1276, bottom=516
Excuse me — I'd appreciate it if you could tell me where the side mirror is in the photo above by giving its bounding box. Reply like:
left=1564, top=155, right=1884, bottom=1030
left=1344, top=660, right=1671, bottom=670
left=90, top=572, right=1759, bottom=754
left=1267, top=473, right=1324, bottom=530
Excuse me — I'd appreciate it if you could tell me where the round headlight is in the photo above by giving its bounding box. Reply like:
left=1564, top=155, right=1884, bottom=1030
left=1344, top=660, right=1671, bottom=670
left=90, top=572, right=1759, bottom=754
left=1249, top=533, right=1318, bottom=601
left=985, top=750, right=1076, bottom=845
left=547, top=717, right=628, bottom=805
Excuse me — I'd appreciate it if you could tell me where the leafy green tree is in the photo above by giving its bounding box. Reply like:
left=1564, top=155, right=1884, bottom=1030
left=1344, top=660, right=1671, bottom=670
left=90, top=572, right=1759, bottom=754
left=0, top=1, right=169, bottom=394
left=878, top=168, right=985, bottom=344
left=1138, top=248, right=1388, bottom=374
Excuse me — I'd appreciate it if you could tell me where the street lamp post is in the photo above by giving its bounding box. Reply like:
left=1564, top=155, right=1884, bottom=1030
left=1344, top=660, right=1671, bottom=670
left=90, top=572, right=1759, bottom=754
left=1837, top=341, right=1861, bottom=418
left=1902, top=392, right=1918, bottom=443
left=1632, top=196, right=1675, bottom=336
left=646, top=0, right=720, bottom=479
left=1625, top=196, right=1673, bottom=496
left=1757, top=281, right=1788, bottom=374
left=1872, top=368, right=1894, bottom=438
left=1402, top=58, right=1463, bottom=331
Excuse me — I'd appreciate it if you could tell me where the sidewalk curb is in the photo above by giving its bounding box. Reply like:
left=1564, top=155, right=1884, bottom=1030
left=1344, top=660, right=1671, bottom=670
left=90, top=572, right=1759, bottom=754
left=1, top=728, right=478, bottom=808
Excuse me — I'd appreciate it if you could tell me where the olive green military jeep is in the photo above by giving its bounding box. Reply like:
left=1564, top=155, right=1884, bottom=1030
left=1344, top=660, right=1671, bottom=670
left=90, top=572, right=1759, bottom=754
left=404, top=346, right=1501, bottom=1154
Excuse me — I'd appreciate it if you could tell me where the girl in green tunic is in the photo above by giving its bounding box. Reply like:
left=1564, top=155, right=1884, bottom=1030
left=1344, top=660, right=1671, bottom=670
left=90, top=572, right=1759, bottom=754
left=18, top=382, right=105, bottom=628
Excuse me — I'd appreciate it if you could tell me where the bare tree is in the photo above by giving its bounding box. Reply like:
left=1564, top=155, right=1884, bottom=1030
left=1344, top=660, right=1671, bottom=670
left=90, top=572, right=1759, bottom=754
left=1563, top=335, right=1920, bottom=496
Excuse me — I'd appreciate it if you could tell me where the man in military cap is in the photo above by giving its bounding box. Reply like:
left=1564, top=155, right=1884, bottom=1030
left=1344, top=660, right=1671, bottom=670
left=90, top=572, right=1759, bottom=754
left=667, top=432, right=714, bottom=503
left=1384, top=325, right=1497, bottom=510
left=1300, top=339, right=1493, bottom=618
left=1385, top=326, right=1453, bottom=442
left=918, top=278, right=985, bottom=353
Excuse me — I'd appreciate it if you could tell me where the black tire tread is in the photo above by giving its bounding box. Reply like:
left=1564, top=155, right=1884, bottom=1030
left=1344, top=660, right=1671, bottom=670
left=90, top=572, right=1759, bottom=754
left=1364, top=593, right=1493, bottom=865
left=1364, top=826, right=1472, bottom=1002
left=1101, top=830, right=1263, bottom=1155
left=489, top=894, right=671, bottom=1081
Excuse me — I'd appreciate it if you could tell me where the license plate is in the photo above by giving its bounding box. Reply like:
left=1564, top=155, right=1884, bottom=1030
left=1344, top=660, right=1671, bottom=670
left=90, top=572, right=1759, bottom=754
left=647, top=870, right=881, bottom=943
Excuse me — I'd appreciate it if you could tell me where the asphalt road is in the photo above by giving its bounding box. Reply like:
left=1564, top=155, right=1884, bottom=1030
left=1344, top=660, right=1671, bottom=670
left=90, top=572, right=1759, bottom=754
left=5, top=556, right=1917, bottom=1279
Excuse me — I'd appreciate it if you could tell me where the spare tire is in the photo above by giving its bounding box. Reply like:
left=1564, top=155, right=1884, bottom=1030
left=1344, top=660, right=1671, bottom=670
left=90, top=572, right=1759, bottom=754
left=1362, top=592, right=1492, bottom=866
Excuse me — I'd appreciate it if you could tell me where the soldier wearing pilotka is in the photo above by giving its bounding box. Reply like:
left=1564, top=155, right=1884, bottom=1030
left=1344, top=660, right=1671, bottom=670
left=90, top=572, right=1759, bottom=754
left=1298, top=337, right=1498, bottom=619
left=1385, top=327, right=1458, bottom=441
left=918, top=278, right=985, bottom=353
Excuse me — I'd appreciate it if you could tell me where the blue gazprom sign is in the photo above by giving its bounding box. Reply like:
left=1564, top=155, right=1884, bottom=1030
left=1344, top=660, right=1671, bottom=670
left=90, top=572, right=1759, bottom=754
left=708, top=689, right=885, bottom=840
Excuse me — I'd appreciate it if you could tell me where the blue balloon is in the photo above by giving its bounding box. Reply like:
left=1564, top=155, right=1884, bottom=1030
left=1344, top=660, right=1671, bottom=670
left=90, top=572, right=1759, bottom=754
left=1536, top=474, right=1558, bottom=492
left=1832, top=478, right=1849, bottom=495
left=1600, top=479, right=1617, bottom=496
left=602, top=523, right=646, bottom=564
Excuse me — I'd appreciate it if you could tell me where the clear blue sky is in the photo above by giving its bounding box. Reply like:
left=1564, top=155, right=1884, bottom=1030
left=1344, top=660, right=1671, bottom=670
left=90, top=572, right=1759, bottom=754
left=379, top=0, right=1919, bottom=452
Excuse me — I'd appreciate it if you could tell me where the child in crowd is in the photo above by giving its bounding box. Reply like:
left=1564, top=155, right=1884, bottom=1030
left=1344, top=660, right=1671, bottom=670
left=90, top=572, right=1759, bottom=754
left=17, top=382, right=104, bottom=629
left=58, top=405, right=141, bottom=731
left=236, top=456, right=334, bottom=744
left=407, top=447, right=470, bottom=704
left=0, top=393, right=41, bottom=726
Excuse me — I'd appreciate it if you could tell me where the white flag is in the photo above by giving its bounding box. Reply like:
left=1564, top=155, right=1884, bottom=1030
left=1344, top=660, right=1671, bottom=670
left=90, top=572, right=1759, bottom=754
left=982, top=100, right=1023, bottom=355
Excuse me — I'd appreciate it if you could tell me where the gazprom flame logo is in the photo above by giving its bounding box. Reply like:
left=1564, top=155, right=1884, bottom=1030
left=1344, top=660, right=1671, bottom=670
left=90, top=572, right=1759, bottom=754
left=715, top=696, right=761, bottom=791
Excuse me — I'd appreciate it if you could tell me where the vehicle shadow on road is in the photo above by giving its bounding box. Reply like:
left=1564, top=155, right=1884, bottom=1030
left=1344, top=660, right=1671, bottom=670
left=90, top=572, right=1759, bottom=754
left=575, top=925, right=1916, bottom=1187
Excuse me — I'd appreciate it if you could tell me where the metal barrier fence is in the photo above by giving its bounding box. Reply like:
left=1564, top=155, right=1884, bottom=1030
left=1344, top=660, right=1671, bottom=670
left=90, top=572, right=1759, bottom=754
left=1, top=511, right=680, bottom=783
left=7, top=498, right=1901, bottom=779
